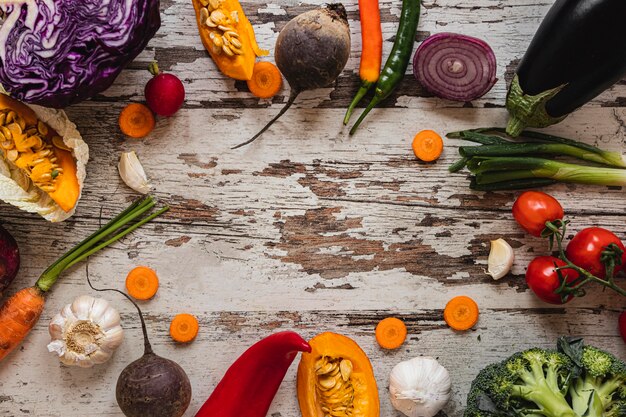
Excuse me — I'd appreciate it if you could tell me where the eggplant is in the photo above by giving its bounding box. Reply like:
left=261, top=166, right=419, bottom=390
left=506, top=0, right=626, bottom=136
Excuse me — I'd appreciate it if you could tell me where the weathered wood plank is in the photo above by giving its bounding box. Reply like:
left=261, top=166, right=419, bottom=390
left=1, top=0, right=626, bottom=416
left=0, top=308, right=623, bottom=416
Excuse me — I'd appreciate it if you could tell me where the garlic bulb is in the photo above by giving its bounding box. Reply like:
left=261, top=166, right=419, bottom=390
left=48, top=295, right=124, bottom=368
left=389, top=357, right=451, bottom=417
left=487, top=238, right=515, bottom=280
left=118, top=151, right=151, bottom=194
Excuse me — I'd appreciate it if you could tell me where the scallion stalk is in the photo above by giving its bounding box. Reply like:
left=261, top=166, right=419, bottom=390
left=470, top=157, right=626, bottom=187
left=36, top=196, right=168, bottom=292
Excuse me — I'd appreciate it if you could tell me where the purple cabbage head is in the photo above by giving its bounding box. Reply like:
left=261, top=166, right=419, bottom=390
left=0, top=0, right=161, bottom=108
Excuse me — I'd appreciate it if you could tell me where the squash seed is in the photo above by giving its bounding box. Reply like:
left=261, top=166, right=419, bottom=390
left=200, top=0, right=209, bottom=5
left=209, top=0, right=220, bottom=10
left=213, top=35, right=224, bottom=48
left=6, top=149, right=17, bottom=161
left=37, top=121, right=48, bottom=137
left=225, top=30, right=239, bottom=38
left=52, top=136, right=71, bottom=151
left=318, top=376, right=337, bottom=390
left=200, top=7, right=209, bottom=23
left=229, top=37, right=242, bottom=49
left=222, top=45, right=234, bottom=56
left=339, top=359, right=353, bottom=381
left=230, top=10, right=239, bottom=23
left=218, top=24, right=234, bottom=32
left=210, top=10, right=225, bottom=24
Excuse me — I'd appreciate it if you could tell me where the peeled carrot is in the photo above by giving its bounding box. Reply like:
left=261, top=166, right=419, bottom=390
left=170, top=313, right=199, bottom=343
left=0, top=287, right=45, bottom=362
left=412, top=130, right=444, bottom=162
left=125, top=266, right=159, bottom=300
left=443, top=295, right=479, bottom=331
left=119, top=103, right=155, bottom=138
left=247, top=62, right=283, bottom=99
left=375, top=317, right=407, bottom=349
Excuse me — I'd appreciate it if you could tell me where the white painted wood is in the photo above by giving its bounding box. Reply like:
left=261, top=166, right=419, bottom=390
left=0, top=0, right=625, bottom=416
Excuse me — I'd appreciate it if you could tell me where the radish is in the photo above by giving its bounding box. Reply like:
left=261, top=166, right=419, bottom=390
left=144, top=62, right=185, bottom=117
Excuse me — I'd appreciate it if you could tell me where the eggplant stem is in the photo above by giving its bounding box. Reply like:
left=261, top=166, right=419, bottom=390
left=86, top=263, right=153, bottom=355
left=232, top=91, right=299, bottom=149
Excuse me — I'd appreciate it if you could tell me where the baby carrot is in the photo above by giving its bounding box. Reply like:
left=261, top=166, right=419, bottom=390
left=412, top=129, right=444, bottom=162
left=444, top=296, right=479, bottom=331
left=375, top=317, right=407, bottom=349
left=170, top=313, right=199, bottom=343
left=119, top=103, right=155, bottom=138
left=247, top=62, right=283, bottom=99
left=125, top=266, right=159, bottom=300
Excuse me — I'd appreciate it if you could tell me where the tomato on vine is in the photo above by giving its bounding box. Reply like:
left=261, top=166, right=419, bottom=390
left=565, top=227, right=626, bottom=279
left=525, top=256, right=579, bottom=304
left=512, top=191, right=564, bottom=237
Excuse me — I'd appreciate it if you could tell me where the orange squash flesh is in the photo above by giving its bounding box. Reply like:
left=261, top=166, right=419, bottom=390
left=297, top=332, right=380, bottom=417
left=191, top=0, right=268, bottom=80
left=0, top=95, right=80, bottom=212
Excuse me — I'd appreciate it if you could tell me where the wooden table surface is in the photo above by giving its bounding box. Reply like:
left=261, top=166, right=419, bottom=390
left=1, top=0, right=625, bottom=416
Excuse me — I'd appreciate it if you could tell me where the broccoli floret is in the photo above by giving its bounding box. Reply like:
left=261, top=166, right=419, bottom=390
left=569, top=346, right=626, bottom=417
left=464, top=348, right=577, bottom=417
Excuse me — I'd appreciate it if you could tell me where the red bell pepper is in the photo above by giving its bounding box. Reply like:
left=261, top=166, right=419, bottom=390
left=195, top=331, right=311, bottom=417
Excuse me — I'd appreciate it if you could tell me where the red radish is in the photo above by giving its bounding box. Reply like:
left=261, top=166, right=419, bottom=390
left=144, top=62, right=185, bottom=117
left=620, top=312, right=626, bottom=343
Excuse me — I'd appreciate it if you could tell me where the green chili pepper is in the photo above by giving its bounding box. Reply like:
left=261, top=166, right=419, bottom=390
left=349, top=0, right=421, bottom=135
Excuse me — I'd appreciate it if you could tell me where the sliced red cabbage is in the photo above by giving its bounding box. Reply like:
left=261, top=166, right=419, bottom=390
left=413, top=33, right=497, bottom=102
left=0, top=0, right=160, bottom=108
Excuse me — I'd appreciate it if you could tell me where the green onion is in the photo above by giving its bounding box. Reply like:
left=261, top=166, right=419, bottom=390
left=470, top=157, right=626, bottom=187
left=448, top=127, right=626, bottom=190
left=36, top=196, right=168, bottom=292
left=460, top=143, right=626, bottom=168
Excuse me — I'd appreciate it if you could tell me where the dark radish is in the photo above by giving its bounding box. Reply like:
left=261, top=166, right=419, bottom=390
left=506, top=0, right=626, bottom=136
left=0, top=225, right=19, bottom=294
left=232, top=4, right=350, bottom=149
left=413, top=33, right=496, bottom=102
left=87, top=268, right=191, bottom=417
left=145, top=62, right=185, bottom=117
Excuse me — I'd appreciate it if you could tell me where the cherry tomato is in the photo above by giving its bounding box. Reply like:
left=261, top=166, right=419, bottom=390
left=512, top=191, right=564, bottom=237
left=619, top=312, right=626, bottom=344
left=526, top=256, right=578, bottom=304
left=565, top=227, right=626, bottom=279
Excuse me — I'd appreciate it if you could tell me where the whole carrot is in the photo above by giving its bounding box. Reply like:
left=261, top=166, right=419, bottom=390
left=0, top=196, right=168, bottom=363
left=343, top=0, right=383, bottom=124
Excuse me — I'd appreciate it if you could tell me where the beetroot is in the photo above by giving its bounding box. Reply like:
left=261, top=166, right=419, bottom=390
left=144, top=62, right=185, bottom=117
left=0, top=225, right=19, bottom=293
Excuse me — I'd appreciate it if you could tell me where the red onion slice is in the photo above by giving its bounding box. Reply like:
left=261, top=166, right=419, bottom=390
left=413, top=33, right=497, bottom=102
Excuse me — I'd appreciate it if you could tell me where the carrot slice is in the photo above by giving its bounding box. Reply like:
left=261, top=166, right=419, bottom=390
left=119, top=103, right=155, bottom=138
left=412, top=129, right=444, bottom=162
left=170, top=313, right=199, bottom=343
left=444, top=296, right=479, bottom=331
left=125, top=266, right=159, bottom=300
left=375, top=317, right=407, bottom=349
left=247, top=62, right=283, bottom=99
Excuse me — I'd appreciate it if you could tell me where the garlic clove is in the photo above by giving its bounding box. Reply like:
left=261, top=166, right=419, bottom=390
left=118, top=151, right=151, bottom=194
left=89, top=297, right=111, bottom=324
left=101, top=326, right=124, bottom=351
left=99, top=306, right=121, bottom=331
left=89, top=349, right=112, bottom=365
left=71, top=295, right=95, bottom=320
left=487, top=238, right=515, bottom=280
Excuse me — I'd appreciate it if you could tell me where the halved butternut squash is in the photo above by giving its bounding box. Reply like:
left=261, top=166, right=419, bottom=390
left=0, top=95, right=80, bottom=212
left=192, top=0, right=268, bottom=80
left=297, top=332, right=380, bottom=417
